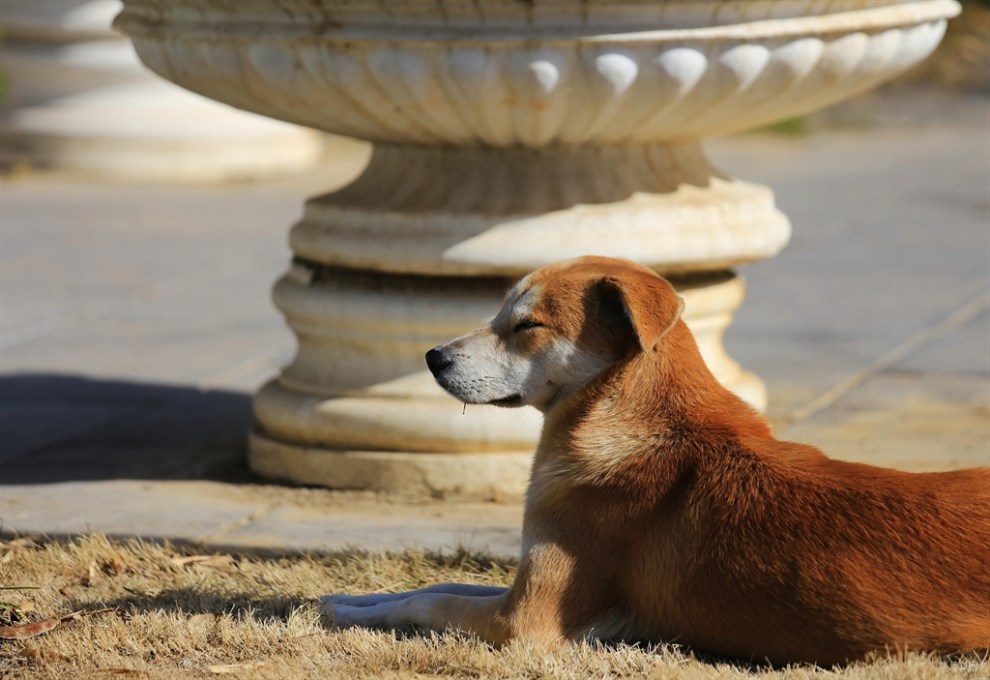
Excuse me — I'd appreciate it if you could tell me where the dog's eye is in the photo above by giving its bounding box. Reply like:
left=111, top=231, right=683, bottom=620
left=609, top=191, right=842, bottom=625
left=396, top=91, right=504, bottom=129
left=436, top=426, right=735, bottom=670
left=513, top=320, right=544, bottom=333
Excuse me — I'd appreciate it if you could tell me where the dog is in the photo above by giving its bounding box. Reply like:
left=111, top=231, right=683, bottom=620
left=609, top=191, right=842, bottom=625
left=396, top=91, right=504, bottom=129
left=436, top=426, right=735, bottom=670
left=323, top=256, right=990, bottom=665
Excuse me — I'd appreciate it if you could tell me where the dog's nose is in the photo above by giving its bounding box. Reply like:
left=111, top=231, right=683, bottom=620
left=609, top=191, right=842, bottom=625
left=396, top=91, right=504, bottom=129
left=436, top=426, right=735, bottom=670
left=425, top=347, right=453, bottom=375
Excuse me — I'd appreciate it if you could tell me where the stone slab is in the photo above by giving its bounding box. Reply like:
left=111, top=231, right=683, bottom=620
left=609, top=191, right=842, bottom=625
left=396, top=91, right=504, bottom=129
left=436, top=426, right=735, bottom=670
left=780, top=372, right=990, bottom=471
left=713, top=123, right=990, bottom=421
left=218, top=502, right=523, bottom=558
left=898, top=308, right=990, bottom=375
left=0, top=481, right=268, bottom=542
left=0, top=159, right=364, bottom=343
left=0, top=480, right=524, bottom=559
left=1, top=320, right=293, bottom=388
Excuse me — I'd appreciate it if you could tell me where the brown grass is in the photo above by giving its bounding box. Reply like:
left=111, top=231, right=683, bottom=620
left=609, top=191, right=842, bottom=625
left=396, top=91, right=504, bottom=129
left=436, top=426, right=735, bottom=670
left=0, top=535, right=986, bottom=679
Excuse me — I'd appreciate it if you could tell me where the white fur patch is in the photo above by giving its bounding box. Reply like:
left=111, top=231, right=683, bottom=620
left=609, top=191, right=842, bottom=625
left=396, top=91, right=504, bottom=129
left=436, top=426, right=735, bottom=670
left=433, top=278, right=615, bottom=411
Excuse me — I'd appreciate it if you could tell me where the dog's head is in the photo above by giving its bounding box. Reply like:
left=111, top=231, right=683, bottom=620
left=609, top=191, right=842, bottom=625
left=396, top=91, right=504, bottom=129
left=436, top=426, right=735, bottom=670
left=426, top=256, right=685, bottom=412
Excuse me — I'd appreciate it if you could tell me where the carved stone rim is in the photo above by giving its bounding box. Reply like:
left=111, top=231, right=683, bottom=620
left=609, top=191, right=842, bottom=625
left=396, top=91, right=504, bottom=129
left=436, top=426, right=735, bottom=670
left=115, top=1, right=960, bottom=44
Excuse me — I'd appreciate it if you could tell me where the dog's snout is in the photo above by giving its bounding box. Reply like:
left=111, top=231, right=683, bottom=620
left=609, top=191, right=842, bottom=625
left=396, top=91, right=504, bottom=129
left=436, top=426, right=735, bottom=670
left=425, top=347, right=453, bottom=375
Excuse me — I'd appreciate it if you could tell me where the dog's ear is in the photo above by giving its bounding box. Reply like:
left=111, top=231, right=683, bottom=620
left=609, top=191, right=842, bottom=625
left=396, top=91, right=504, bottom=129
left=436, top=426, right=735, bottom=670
left=597, top=273, right=684, bottom=352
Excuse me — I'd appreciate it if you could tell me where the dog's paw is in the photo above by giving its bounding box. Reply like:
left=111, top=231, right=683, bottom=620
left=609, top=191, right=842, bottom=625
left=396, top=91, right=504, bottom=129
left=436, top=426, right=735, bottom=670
left=321, top=601, right=388, bottom=630
left=319, top=598, right=352, bottom=627
left=319, top=595, right=381, bottom=628
left=322, top=602, right=351, bottom=628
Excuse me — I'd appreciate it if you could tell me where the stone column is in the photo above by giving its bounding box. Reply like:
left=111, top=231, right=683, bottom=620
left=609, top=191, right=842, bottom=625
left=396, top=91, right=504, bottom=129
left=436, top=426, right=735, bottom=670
left=113, top=0, right=960, bottom=498
left=0, top=0, right=324, bottom=181
left=248, top=142, right=782, bottom=498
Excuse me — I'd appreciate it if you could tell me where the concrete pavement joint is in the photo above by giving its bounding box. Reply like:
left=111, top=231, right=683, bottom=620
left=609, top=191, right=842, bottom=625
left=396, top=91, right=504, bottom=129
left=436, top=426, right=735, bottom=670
left=782, top=286, right=990, bottom=429
left=193, top=501, right=281, bottom=546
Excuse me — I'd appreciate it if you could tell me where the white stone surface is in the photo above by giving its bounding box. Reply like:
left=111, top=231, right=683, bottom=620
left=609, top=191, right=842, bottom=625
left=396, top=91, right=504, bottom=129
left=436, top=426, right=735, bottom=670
left=115, top=0, right=956, bottom=144
left=291, top=144, right=790, bottom=277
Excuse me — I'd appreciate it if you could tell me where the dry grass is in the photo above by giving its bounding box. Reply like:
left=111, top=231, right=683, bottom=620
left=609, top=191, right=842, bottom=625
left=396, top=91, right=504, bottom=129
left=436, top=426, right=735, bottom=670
left=0, top=535, right=986, bottom=679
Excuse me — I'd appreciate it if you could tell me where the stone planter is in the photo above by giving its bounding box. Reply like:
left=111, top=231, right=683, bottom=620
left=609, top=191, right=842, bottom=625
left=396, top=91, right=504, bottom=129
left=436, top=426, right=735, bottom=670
left=114, top=0, right=959, bottom=498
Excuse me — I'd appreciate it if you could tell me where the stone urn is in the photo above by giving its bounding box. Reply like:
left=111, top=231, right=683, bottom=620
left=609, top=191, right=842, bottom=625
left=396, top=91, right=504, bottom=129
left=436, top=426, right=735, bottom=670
left=114, top=0, right=959, bottom=499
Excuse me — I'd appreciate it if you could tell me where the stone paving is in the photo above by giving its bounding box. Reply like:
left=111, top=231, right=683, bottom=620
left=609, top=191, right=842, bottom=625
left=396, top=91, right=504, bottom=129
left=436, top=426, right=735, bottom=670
left=1, top=97, right=988, bottom=559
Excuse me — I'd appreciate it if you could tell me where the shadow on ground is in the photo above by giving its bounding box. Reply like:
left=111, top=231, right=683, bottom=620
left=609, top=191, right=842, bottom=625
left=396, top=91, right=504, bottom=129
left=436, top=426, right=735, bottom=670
left=0, top=373, right=260, bottom=484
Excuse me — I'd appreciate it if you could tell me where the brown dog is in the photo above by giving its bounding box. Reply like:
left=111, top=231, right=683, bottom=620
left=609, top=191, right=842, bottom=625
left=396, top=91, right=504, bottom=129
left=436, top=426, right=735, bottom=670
left=324, top=256, right=990, bottom=665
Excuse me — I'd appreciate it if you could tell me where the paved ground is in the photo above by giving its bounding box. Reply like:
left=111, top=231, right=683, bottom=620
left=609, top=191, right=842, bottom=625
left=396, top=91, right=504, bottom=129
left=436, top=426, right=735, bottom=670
left=2, top=93, right=988, bottom=559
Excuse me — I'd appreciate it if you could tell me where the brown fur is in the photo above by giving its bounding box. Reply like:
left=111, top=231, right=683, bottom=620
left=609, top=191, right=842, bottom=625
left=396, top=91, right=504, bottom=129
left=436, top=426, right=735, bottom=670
left=328, top=256, right=990, bottom=666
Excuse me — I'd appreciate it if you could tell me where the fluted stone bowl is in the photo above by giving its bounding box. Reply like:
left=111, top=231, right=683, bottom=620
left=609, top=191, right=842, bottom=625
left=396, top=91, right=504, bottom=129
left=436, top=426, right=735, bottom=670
left=114, top=0, right=959, bottom=147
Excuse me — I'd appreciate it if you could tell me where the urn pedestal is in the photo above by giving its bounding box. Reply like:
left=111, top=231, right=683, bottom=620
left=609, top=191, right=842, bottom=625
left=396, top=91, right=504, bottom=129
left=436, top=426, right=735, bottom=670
left=114, top=0, right=959, bottom=498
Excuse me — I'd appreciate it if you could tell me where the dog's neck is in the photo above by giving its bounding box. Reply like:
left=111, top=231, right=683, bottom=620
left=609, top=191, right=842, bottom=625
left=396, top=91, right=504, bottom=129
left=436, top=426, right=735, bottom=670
left=536, top=322, right=773, bottom=471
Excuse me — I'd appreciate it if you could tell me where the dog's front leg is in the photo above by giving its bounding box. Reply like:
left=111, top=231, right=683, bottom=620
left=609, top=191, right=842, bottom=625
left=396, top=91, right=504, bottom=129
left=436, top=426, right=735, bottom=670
left=328, top=589, right=512, bottom=644
left=326, top=542, right=581, bottom=646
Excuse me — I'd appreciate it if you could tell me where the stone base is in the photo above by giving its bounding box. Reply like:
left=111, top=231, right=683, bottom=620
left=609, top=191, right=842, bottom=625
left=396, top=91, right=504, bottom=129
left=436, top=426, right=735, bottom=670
left=291, top=143, right=790, bottom=276
left=0, top=82, right=329, bottom=182
left=248, top=431, right=533, bottom=501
